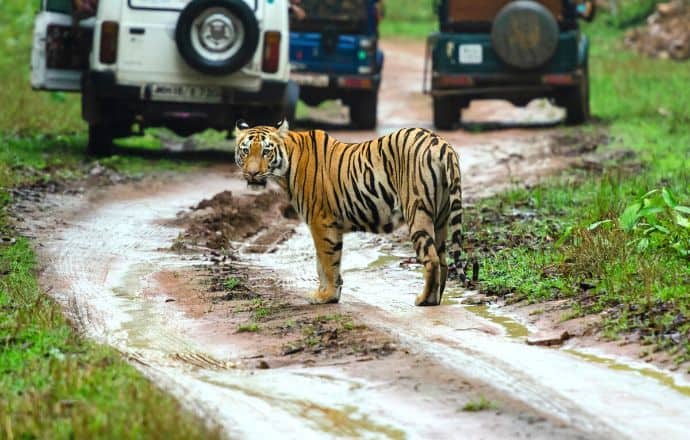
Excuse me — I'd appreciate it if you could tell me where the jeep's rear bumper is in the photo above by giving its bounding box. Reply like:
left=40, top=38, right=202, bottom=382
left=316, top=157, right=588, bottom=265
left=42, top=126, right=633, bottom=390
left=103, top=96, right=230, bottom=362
left=429, top=70, right=585, bottom=98
left=292, top=72, right=381, bottom=105
left=82, top=71, right=288, bottom=128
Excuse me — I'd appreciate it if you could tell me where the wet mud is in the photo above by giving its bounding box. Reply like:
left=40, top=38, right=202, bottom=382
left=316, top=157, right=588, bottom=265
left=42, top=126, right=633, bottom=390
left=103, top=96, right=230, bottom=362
left=169, top=184, right=298, bottom=251
left=28, top=172, right=592, bottom=440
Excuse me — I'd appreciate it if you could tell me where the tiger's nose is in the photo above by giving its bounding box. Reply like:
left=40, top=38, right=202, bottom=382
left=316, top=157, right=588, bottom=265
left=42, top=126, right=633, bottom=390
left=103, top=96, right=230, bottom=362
left=247, top=170, right=259, bottom=180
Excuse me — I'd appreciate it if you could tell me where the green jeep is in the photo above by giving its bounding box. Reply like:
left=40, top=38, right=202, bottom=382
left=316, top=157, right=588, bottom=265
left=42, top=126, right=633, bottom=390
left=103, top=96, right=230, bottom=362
left=427, top=0, right=595, bottom=128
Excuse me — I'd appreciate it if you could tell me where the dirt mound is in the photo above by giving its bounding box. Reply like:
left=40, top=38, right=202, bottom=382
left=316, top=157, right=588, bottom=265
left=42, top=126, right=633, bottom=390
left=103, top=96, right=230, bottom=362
left=153, top=267, right=397, bottom=369
left=173, top=189, right=298, bottom=250
left=625, top=1, right=690, bottom=60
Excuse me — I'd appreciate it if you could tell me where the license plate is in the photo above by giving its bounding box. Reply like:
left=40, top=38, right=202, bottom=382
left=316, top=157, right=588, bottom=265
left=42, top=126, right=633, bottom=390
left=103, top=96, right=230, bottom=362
left=459, top=44, right=483, bottom=64
left=148, top=84, right=222, bottom=103
left=291, top=73, right=329, bottom=88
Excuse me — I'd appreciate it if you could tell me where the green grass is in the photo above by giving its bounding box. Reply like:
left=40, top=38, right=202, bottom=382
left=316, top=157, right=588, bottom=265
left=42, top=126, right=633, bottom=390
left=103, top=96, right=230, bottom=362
left=460, top=396, right=498, bottom=412
left=223, top=277, right=241, bottom=291
left=0, top=2, right=82, bottom=135
left=471, top=14, right=690, bottom=364
left=379, top=0, right=437, bottom=38
left=0, top=234, right=220, bottom=439
left=237, top=323, right=261, bottom=333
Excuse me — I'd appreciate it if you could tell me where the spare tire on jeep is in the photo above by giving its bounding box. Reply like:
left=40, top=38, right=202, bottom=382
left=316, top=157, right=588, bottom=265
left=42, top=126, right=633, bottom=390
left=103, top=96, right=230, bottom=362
left=175, top=0, right=259, bottom=75
left=491, top=1, right=559, bottom=70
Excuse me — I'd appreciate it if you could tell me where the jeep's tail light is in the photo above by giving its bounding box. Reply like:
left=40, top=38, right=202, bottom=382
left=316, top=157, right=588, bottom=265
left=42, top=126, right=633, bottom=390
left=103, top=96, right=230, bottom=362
left=99, top=21, right=119, bottom=64
left=434, top=74, right=474, bottom=88
left=337, top=77, right=373, bottom=89
left=542, top=74, right=576, bottom=86
left=262, top=31, right=281, bottom=73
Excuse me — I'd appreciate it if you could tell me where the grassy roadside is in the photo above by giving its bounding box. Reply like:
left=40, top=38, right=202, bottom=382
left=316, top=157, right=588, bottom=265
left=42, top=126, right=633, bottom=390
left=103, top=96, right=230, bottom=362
left=0, top=137, right=215, bottom=438
left=0, top=2, right=220, bottom=438
left=465, top=17, right=690, bottom=365
left=0, top=234, right=220, bottom=439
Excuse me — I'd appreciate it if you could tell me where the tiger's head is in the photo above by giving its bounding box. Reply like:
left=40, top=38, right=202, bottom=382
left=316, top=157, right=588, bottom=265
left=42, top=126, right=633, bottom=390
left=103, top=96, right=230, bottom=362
left=234, top=119, right=290, bottom=188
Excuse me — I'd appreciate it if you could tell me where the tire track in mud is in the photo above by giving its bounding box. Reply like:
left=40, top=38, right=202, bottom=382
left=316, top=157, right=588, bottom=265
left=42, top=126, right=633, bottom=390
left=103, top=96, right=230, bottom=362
left=249, top=224, right=690, bottom=439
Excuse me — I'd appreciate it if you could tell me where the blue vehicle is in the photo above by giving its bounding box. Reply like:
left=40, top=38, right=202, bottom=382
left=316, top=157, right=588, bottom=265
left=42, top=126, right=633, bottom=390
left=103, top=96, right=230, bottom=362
left=289, top=0, right=384, bottom=129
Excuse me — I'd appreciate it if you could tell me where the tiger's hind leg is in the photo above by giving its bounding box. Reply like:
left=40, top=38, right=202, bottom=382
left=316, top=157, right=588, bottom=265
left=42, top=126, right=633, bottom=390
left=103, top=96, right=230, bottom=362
left=307, top=218, right=343, bottom=305
left=409, top=214, right=441, bottom=306
left=435, top=224, right=449, bottom=304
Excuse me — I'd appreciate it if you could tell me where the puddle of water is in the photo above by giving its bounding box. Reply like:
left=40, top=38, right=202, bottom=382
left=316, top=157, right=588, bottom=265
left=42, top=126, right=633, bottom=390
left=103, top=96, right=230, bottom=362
left=566, top=349, right=690, bottom=398
left=464, top=303, right=690, bottom=399
left=366, top=254, right=400, bottom=270
left=201, top=373, right=405, bottom=439
left=464, top=305, right=529, bottom=339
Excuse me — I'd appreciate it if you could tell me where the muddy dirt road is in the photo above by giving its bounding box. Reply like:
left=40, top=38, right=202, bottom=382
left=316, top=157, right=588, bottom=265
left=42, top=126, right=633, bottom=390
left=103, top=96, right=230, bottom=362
left=22, top=39, right=690, bottom=439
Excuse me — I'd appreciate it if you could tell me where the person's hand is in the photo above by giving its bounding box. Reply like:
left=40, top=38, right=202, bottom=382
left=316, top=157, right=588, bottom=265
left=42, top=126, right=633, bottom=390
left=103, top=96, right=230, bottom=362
left=289, top=0, right=306, bottom=20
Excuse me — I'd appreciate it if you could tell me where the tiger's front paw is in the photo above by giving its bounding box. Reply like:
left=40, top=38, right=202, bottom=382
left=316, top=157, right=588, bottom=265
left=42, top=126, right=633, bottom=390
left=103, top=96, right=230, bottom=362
left=307, top=288, right=340, bottom=305
left=415, top=291, right=441, bottom=307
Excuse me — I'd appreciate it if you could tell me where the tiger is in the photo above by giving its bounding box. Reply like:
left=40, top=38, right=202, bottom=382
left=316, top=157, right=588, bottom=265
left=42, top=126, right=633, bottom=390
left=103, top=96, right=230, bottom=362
left=234, top=119, right=466, bottom=306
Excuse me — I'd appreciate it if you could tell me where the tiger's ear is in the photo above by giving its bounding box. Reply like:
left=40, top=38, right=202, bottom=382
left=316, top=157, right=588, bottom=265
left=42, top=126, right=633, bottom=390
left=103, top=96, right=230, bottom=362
left=235, top=119, right=250, bottom=134
left=276, top=118, right=289, bottom=139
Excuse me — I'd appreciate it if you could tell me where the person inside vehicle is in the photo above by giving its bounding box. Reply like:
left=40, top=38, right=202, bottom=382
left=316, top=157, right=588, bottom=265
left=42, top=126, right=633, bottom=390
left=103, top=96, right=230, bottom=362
left=289, top=0, right=384, bottom=23
left=289, top=0, right=306, bottom=20
left=72, top=0, right=97, bottom=22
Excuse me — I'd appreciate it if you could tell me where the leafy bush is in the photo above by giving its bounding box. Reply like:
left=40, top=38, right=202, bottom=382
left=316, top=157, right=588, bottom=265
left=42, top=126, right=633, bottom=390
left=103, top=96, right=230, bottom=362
left=589, top=188, right=690, bottom=257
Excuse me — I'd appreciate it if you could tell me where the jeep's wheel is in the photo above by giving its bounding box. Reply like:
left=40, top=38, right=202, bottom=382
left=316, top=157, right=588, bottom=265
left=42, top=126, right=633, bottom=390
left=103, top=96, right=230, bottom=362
left=491, top=1, right=559, bottom=70
left=433, top=96, right=459, bottom=130
left=175, top=0, right=259, bottom=75
left=87, top=123, right=114, bottom=157
left=558, top=69, right=590, bottom=125
left=350, top=91, right=378, bottom=130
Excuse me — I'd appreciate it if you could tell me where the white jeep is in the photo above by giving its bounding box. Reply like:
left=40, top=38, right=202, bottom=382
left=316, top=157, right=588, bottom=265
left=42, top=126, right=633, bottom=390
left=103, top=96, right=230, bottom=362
left=31, top=0, right=295, bottom=155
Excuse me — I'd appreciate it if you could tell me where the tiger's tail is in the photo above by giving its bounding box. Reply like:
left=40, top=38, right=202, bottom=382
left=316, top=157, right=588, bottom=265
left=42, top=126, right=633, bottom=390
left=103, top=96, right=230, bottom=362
left=446, top=150, right=475, bottom=284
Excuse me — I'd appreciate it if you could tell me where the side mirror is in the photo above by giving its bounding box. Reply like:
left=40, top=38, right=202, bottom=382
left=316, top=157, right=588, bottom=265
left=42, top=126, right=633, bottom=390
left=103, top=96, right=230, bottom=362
left=577, top=1, right=596, bottom=22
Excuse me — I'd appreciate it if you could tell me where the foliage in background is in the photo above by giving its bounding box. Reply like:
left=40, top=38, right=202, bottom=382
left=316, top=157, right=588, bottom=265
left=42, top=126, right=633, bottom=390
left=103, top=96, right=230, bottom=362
left=604, top=0, right=667, bottom=27
left=586, top=188, right=690, bottom=257
left=0, top=1, right=83, bottom=135
left=379, top=0, right=437, bottom=38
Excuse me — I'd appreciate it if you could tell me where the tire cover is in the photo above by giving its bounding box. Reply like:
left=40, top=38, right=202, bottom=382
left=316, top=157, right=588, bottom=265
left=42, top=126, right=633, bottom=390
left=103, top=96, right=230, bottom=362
left=175, top=0, right=259, bottom=75
left=491, top=1, right=559, bottom=70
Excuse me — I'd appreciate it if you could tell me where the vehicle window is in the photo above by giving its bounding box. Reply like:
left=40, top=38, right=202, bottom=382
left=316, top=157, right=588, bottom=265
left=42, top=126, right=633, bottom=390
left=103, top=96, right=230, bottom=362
left=128, top=0, right=256, bottom=11
left=46, top=0, right=72, bottom=13
left=445, top=0, right=563, bottom=23
left=291, top=0, right=369, bottom=34
left=129, top=0, right=190, bottom=10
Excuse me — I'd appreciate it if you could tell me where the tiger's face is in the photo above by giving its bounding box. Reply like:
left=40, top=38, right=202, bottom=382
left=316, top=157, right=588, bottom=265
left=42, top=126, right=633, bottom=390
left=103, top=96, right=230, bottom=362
left=234, top=119, right=290, bottom=188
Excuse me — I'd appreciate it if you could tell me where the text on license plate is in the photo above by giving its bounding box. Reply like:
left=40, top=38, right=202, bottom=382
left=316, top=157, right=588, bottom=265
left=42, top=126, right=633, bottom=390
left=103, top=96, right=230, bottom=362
left=148, top=84, right=222, bottom=103
left=291, top=73, right=329, bottom=87
left=458, top=44, right=483, bottom=64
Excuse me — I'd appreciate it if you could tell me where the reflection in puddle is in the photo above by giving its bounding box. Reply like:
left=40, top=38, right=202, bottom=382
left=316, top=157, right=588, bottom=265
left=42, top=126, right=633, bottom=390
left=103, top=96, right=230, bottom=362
left=366, top=254, right=400, bottom=270
left=202, top=374, right=405, bottom=439
left=464, top=305, right=529, bottom=339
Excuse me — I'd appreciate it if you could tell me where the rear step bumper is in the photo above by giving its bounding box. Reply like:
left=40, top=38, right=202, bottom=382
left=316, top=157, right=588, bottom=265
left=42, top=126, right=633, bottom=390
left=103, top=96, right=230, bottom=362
left=82, top=71, right=288, bottom=125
